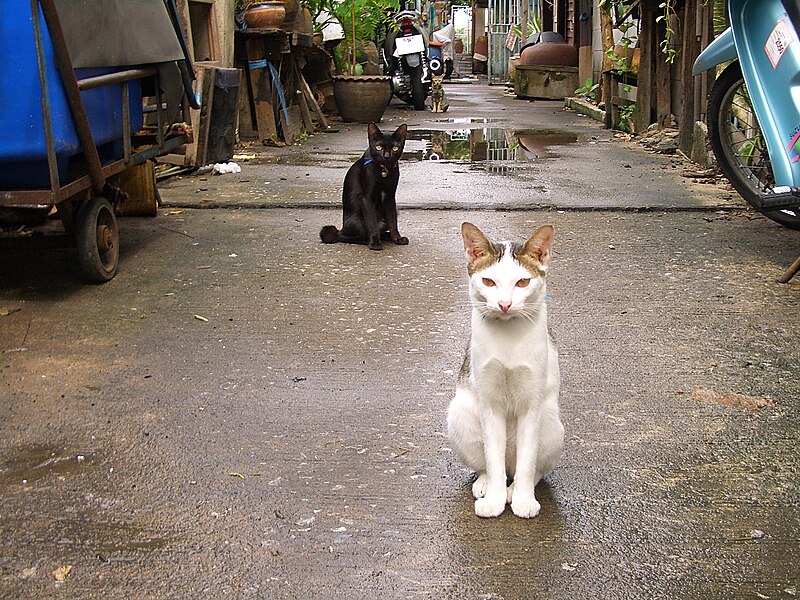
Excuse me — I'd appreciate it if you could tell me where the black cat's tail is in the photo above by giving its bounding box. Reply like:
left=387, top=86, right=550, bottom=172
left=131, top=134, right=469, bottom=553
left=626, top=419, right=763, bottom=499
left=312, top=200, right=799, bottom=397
left=320, top=225, right=339, bottom=244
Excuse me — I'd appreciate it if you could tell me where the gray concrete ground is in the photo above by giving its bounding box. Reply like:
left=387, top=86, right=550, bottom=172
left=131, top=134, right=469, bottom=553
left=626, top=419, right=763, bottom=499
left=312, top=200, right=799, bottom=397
left=1, top=83, right=798, bottom=599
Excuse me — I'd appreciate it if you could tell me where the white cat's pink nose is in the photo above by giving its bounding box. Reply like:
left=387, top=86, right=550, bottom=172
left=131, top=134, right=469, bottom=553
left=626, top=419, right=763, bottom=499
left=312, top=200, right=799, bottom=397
left=499, top=301, right=511, bottom=313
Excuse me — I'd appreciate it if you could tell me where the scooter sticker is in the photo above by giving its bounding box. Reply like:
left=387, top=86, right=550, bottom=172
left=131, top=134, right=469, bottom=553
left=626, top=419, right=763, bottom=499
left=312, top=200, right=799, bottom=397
left=788, top=128, right=800, bottom=163
left=765, top=20, right=797, bottom=69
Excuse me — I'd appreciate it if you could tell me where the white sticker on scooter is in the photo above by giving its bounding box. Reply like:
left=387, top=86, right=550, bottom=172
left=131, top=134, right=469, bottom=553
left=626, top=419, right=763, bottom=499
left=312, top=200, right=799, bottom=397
left=765, top=20, right=798, bottom=69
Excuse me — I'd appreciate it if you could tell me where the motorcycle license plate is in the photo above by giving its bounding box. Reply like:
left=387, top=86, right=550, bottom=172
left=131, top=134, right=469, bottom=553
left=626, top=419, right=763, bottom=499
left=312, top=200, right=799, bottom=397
left=395, top=34, right=425, bottom=56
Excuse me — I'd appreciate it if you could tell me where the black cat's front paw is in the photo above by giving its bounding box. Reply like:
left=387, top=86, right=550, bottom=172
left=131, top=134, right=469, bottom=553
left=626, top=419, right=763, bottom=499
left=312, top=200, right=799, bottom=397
left=369, top=241, right=384, bottom=251
left=394, top=236, right=409, bottom=245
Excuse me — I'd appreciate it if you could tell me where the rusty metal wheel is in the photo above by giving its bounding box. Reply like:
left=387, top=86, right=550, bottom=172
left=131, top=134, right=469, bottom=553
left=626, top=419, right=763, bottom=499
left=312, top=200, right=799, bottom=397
left=76, top=196, right=119, bottom=283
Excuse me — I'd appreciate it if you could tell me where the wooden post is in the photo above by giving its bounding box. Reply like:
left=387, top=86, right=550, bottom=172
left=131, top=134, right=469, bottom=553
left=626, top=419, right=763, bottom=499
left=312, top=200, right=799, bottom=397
left=598, top=6, right=615, bottom=107
left=679, top=0, right=700, bottom=152
left=245, top=38, right=278, bottom=144
left=634, top=0, right=656, bottom=133
left=578, top=0, right=593, bottom=86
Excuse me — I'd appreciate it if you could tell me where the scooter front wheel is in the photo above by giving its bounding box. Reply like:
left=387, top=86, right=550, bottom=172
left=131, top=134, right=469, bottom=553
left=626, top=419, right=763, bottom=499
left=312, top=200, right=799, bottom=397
left=708, top=61, right=800, bottom=229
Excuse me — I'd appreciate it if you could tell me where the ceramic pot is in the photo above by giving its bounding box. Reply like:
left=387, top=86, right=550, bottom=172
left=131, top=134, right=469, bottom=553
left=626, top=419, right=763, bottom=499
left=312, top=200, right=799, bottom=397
left=332, top=75, right=392, bottom=123
left=244, top=1, right=286, bottom=29
left=519, top=41, right=578, bottom=67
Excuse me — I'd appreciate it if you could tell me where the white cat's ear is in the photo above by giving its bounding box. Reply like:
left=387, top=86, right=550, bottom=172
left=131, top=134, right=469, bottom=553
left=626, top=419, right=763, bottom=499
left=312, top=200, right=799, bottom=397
left=523, top=225, right=554, bottom=268
left=461, top=222, right=493, bottom=264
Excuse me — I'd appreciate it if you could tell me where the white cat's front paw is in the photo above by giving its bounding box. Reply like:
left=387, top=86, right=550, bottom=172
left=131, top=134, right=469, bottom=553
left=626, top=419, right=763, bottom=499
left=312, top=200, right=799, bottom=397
left=510, top=491, right=541, bottom=519
left=475, top=493, right=506, bottom=518
left=472, top=473, right=488, bottom=499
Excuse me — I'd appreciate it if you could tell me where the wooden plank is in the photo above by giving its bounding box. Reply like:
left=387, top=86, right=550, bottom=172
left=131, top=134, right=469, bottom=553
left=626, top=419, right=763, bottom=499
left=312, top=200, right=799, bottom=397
left=291, top=58, right=314, bottom=133
left=245, top=38, right=278, bottom=143
left=294, top=56, right=329, bottom=129
left=679, top=0, right=700, bottom=152
left=633, top=0, right=655, bottom=133
left=603, top=70, right=614, bottom=128
left=656, top=53, right=672, bottom=127
left=112, top=161, right=157, bottom=217
left=195, top=67, right=216, bottom=167
left=296, top=86, right=314, bottom=132
left=280, top=105, right=304, bottom=144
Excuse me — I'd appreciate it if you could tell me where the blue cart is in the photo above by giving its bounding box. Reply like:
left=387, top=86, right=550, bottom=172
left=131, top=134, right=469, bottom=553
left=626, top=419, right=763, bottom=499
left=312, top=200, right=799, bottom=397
left=0, top=0, right=196, bottom=282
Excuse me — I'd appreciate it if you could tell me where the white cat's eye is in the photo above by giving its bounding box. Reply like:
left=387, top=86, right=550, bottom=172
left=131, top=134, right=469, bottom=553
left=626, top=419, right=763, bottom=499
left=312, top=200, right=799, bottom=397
left=482, top=277, right=496, bottom=287
left=516, top=278, right=530, bottom=288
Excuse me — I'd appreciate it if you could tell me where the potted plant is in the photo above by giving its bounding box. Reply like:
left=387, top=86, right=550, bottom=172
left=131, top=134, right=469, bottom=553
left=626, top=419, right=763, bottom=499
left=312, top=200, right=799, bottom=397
left=328, top=0, right=398, bottom=122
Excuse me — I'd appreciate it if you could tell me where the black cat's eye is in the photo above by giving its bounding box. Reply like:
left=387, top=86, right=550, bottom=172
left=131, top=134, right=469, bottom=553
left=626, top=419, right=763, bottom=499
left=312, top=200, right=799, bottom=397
left=392, top=145, right=399, bottom=151
left=375, top=145, right=382, bottom=151
left=482, top=278, right=495, bottom=287
left=516, top=278, right=530, bottom=288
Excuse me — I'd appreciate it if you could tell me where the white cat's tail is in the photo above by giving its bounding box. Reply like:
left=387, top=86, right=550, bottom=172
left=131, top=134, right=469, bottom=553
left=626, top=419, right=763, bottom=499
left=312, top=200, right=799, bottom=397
left=320, top=225, right=339, bottom=243
left=447, top=386, right=486, bottom=473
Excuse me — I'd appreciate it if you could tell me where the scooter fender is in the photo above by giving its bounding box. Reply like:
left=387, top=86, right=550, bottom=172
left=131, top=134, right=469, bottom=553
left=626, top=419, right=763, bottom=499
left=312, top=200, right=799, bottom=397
left=728, top=0, right=800, bottom=188
left=404, top=52, right=421, bottom=68
left=691, top=28, right=736, bottom=75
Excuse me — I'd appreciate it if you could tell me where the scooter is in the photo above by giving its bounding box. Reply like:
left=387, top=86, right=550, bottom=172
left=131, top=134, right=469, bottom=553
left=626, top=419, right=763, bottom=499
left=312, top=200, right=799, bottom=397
left=382, top=9, right=432, bottom=110
left=692, top=0, right=800, bottom=229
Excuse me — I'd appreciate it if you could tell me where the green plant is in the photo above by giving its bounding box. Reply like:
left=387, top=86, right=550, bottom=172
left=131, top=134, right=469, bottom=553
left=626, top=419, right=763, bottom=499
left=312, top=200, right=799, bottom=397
left=329, top=0, right=399, bottom=75
left=574, top=78, right=600, bottom=102
left=511, top=14, right=542, bottom=41
left=656, top=0, right=678, bottom=64
left=300, top=0, right=336, bottom=34
left=601, top=0, right=636, bottom=94
left=618, top=103, right=636, bottom=132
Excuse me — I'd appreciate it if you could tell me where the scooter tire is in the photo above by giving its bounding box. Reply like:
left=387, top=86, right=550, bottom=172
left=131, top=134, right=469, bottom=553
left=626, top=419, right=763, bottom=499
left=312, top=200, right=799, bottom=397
left=708, top=61, right=800, bottom=229
left=410, top=65, right=426, bottom=111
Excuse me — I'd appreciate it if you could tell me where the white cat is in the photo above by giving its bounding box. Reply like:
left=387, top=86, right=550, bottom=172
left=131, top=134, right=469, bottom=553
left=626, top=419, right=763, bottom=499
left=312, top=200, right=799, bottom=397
left=447, top=222, right=564, bottom=519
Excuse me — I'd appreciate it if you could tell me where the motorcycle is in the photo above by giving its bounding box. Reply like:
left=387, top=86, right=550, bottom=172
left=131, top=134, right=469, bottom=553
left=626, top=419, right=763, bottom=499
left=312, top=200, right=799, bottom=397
left=381, top=10, right=434, bottom=110
left=692, top=0, right=800, bottom=229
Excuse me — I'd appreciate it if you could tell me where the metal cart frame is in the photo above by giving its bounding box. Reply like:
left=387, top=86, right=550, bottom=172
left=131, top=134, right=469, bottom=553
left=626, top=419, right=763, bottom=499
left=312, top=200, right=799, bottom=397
left=0, top=0, right=192, bottom=282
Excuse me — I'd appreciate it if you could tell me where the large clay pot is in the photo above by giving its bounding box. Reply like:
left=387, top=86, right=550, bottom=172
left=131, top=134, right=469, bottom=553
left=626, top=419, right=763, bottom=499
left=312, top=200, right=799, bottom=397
left=520, top=41, right=578, bottom=67
left=332, top=75, right=392, bottom=123
left=244, top=1, right=286, bottom=29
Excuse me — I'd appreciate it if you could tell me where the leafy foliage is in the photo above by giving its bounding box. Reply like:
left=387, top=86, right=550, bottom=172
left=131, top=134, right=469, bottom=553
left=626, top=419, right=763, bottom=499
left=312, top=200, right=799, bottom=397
left=329, top=0, right=399, bottom=74
left=573, top=78, right=600, bottom=102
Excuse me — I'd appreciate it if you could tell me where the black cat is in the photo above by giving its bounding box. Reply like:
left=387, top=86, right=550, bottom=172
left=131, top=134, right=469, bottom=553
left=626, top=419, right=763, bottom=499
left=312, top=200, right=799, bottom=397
left=320, top=123, right=409, bottom=251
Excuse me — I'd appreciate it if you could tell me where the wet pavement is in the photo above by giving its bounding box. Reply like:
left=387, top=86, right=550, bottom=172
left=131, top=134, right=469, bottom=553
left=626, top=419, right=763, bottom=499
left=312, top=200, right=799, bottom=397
left=1, top=84, right=798, bottom=599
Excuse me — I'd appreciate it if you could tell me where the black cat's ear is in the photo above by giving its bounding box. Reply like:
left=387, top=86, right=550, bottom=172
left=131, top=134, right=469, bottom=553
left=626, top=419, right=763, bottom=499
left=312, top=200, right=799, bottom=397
left=367, top=123, right=381, bottom=141
left=393, top=124, right=408, bottom=144
left=461, top=222, right=496, bottom=270
left=522, top=225, right=554, bottom=269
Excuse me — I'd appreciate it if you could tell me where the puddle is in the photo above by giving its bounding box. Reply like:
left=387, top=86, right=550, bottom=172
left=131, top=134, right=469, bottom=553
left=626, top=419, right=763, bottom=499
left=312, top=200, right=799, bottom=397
left=0, top=445, right=96, bottom=484
left=402, top=127, right=579, bottom=171
left=432, top=117, right=503, bottom=124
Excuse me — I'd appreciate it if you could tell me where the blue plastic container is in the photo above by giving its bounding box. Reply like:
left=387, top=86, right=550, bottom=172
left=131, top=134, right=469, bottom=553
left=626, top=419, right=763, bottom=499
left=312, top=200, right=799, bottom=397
left=0, top=1, right=143, bottom=189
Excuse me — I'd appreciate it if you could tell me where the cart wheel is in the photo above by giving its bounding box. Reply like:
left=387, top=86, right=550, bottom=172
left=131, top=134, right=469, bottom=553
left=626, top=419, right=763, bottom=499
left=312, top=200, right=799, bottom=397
left=76, top=197, right=119, bottom=283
